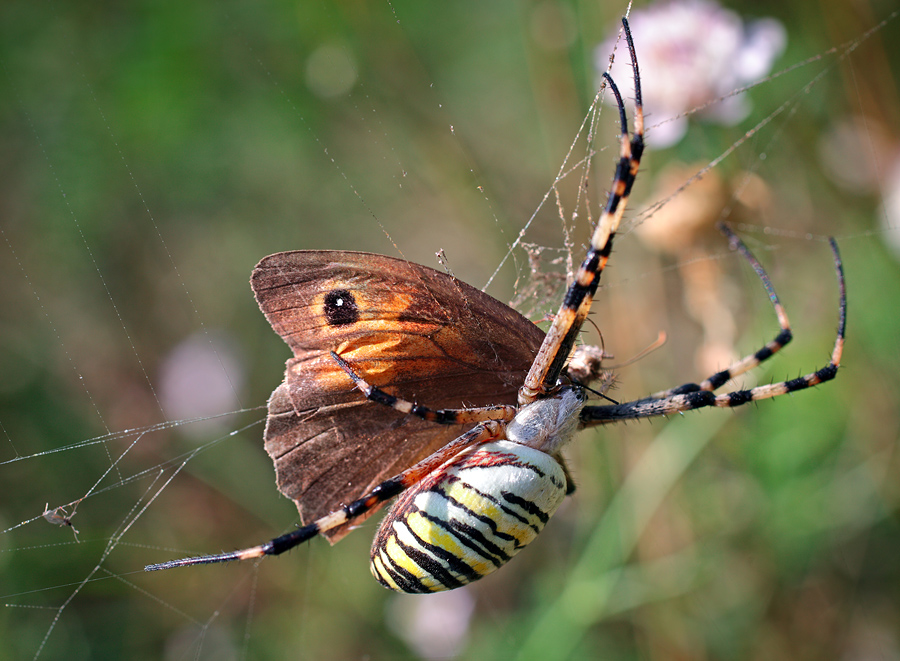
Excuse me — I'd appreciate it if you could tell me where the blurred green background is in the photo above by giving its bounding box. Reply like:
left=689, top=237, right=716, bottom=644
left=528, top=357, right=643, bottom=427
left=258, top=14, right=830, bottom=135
left=2, top=0, right=899, bottom=659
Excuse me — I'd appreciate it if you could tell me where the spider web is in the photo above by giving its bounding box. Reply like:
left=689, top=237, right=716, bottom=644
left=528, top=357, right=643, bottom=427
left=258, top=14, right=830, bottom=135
left=2, top=2, right=899, bottom=659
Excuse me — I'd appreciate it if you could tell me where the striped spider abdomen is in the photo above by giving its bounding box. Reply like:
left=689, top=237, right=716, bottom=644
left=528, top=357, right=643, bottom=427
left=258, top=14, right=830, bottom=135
left=370, top=440, right=567, bottom=593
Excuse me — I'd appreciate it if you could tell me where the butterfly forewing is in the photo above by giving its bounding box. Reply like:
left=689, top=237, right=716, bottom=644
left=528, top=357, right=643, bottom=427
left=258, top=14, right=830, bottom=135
left=251, top=251, right=545, bottom=541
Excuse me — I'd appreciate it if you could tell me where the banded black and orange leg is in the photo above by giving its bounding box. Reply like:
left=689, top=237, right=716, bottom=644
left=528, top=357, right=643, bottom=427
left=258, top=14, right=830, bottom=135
left=580, top=238, right=846, bottom=425
left=330, top=351, right=517, bottom=425
left=145, top=419, right=506, bottom=571
left=649, top=224, right=794, bottom=400
left=520, top=16, right=644, bottom=405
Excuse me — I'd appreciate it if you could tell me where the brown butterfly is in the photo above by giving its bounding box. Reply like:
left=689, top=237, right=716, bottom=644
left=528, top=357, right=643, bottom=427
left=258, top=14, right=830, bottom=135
left=254, top=250, right=546, bottom=542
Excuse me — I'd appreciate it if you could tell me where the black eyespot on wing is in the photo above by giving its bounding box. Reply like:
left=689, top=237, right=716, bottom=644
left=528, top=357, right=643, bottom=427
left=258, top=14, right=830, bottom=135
left=323, top=289, right=359, bottom=326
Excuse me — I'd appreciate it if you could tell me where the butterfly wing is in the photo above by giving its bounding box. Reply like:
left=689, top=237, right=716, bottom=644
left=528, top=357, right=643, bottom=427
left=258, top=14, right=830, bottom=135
left=252, top=251, right=545, bottom=541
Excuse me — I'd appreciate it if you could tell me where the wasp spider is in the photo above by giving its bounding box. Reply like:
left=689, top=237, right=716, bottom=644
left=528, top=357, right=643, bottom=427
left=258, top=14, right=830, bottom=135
left=146, top=18, right=846, bottom=594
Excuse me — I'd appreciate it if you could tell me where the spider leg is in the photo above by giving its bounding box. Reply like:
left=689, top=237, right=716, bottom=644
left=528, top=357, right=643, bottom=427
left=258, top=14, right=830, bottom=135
left=650, top=224, right=793, bottom=400
left=581, top=238, right=846, bottom=426
left=145, top=419, right=506, bottom=571
left=520, top=16, right=644, bottom=405
left=330, top=351, right=517, bottom=425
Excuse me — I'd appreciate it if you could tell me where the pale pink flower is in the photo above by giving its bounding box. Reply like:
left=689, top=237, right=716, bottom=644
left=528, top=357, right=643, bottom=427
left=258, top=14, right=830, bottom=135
left=597, top=0, right=786, bottom=147
left=158, top=330, right=245, bottom=436
left=387, top=589, right=476, bottom=659
left=880, top=155, right=900, bottom=259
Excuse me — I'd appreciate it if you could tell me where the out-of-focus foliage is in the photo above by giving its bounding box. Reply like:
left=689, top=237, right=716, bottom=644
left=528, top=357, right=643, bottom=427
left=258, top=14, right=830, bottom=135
left=1, top=1, right=898, bottom=659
